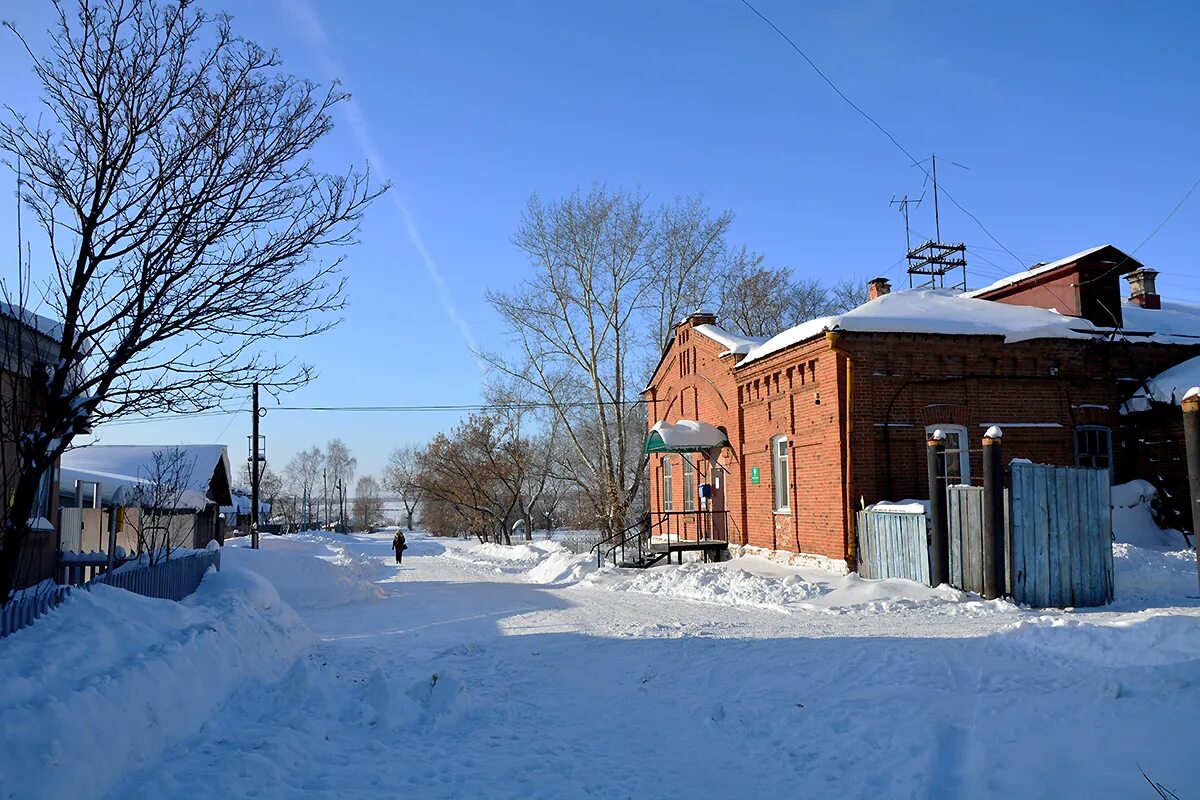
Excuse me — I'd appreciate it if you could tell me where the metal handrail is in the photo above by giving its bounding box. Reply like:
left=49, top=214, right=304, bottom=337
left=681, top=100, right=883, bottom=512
left=592, top=514, right=655, bottom=568
left=591, top=510, right=732, bottom=567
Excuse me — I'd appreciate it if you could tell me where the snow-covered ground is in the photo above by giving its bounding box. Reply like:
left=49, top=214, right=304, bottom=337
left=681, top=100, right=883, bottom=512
left=2, top=528, right=1198, bottom=799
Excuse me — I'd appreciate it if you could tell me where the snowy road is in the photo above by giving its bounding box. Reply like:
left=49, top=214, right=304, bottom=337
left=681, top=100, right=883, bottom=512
left=107, top=532, right=1200, bottom=799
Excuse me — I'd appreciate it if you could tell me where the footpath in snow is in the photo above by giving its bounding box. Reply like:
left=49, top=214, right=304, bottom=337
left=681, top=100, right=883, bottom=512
left=1, top=524, right=1198, bottom=799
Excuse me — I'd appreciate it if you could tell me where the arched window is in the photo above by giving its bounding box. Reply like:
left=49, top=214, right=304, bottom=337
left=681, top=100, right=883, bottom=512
left=662, top=456, right=674, bottom=512
left=926, top=424, right=970, bottom=484
left=772, top=435, right=790, bottom=513
left=1075, top=426, right=1112, bottom=470
left=682, top=457, right=696, bottom=512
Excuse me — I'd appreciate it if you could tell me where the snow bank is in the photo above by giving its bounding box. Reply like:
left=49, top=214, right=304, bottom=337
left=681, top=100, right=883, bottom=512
left=583, top=556, right=1012, bottom=617
left=446, top=539, right=597, bottom=584
left=1001, top=612, right=1200, bottom=667
left=223, top=534, right=386, bottom=608
left=1113, top=543, right=1198, bottom=599
left=586, top=562, right=825, bottom=611
left=0, top=567, right=311, bottom=800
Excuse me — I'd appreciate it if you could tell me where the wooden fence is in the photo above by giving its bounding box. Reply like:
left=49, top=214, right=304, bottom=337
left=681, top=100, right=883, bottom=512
left=0, top=549, right=221, bottom=639
left=1009, top=462, right=1113, bottom=608
left=856, top=508, right=930, bottom=584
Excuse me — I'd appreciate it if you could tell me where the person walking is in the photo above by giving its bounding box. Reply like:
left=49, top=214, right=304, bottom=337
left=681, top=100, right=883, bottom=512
left=391, top=530, right=407, bottom=565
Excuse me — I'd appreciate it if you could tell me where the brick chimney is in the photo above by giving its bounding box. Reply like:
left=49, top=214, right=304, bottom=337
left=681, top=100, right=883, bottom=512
left=1125, top=267, right=1161, bottom=309
left=867, top=277, right=891, bottom=301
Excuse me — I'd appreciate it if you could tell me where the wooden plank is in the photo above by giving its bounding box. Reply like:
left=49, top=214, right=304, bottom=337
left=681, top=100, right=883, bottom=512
left=1098, top=470, right=1115, bottom=604
left=948, top=489, right=961, bottom=588
left=1011, top=465, right=1025, bottom=604
left=1030, top=465, right=1046, bottom=607
left=967, top=488, right=984, bottom=594
left=1080, top=469, right=1095, bottom=606
left=1056, top=467, right=1072, bottom=607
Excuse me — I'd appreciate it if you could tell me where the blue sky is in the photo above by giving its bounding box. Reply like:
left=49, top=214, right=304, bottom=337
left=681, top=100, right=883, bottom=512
left=2, top=0, right=1199, bottom=480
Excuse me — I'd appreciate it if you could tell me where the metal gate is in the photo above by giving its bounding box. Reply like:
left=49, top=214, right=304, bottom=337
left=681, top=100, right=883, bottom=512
left=1009, top=462, right=1113, bottom=608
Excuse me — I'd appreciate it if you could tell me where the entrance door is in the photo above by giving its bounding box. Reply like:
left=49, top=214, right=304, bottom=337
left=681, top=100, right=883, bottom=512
left=708, top=453, right=728, bottom=541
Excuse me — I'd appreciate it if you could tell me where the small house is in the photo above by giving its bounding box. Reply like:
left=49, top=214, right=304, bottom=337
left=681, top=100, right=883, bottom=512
left=58, top=444, right=234, bottom=557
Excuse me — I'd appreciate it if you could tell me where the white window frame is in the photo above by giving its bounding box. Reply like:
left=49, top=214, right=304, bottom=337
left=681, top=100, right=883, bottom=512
left=661, top=456, right=673, bottom=512
left=1074, top=425, right=1113, bottom=470
left=926, top=424, right=970, bottom=484
left=682, top=456, right=695, bottom=512
left=772, top=435, right=790, bottom=513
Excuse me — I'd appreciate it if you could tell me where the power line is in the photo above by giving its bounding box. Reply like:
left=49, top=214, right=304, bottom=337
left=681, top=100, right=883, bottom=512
left=94, top=399, right=654, bottom=426
left=739, top=0, right=1026, bottom=268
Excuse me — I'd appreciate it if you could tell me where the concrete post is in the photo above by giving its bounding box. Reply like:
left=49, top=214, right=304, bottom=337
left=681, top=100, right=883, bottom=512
left=1180, top=389, right=1200, bottom=591
left=927, top=430, right=949, bottom=587
left=982, top=426, right=1005, bottom=599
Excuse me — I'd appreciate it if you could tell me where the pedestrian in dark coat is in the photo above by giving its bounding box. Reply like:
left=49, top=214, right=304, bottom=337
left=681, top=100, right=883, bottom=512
left=392, top=531, right=407, bottom=564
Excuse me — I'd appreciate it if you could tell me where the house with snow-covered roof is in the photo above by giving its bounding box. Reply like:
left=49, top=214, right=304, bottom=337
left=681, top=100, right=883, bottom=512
left=58, top=444, right=234, bottom=558
left=641, top=244, right=1200, bottom=571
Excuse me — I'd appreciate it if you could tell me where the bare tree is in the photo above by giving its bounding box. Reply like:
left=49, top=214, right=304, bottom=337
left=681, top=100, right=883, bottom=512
left=828, top=277, right=869, bottom=313
left=284, top=445, right=324, bottom=529
left=412, top=413, right=528, bottom=544
left=718, top=261, right=872, bottom=338
left=485, top=188, right=745, bottom=542
left=324, top=439, right=356, bottom=532
left=128, top=447, right=197, bottom=566
left=383, top=444, right=422, bottom=531
left=352, top=475, right=384, bottom=531
left=0, top=0, right=383, bottom=601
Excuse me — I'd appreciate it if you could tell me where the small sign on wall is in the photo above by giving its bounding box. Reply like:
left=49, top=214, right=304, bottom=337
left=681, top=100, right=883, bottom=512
left=750, top=466, right=760, bottom=485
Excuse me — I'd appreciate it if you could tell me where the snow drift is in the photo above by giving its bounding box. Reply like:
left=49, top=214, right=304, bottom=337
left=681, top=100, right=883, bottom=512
left=0, top=567, right=311, bottom=800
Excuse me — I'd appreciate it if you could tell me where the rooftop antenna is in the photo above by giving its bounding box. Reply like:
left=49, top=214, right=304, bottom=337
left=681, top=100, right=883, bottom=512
left=889, top=192, right=924, bottom=253
left=905, top=153, right=968, bottom=291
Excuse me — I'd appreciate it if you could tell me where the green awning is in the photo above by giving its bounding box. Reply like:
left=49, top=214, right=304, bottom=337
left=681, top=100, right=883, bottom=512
left=644, top=420, right=729, bottom=454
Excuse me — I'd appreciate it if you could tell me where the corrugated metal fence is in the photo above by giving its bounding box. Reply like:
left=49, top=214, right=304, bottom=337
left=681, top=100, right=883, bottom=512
left=856, top=508, right=930, bottom=584
left=1009, top=462, right=1113, bottom=608
left=1, top=549, right=221, bottom=638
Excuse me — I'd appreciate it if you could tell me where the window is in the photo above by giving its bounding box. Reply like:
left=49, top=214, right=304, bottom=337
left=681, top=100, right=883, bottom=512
left=926, top=425, right=970, bottom=484
left=682, top=456, right=695, bottom=512
left=1075, top=426, right=1112, bottom=470
left=662, top=456, right=673, bottom=512
left=772, top=435, right=790, bottom=512
left=26, top=465, right=56, bottom=531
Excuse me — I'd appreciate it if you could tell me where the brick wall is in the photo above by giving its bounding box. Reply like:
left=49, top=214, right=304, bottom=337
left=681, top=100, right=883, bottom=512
left=647, top=316, right=1200, bottom=570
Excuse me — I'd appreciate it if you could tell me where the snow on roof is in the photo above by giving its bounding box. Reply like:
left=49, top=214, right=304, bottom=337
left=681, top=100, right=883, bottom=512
left=221, top=493, right=270, bottom=516
left=0, top=301, right=64, bottom=341
left=960, top=244, right=1119, bottom=298
left=692, top=323, right=766, bottom=356
left=1119, top=300, right=1200, bottom=343
left=60, top=444, right=232, bottom=510
left=1130, top=355, right=1200, bottom=407
left=737, top=289, right=1096, bottom=367
left=645, top=419, right=729, bottom=453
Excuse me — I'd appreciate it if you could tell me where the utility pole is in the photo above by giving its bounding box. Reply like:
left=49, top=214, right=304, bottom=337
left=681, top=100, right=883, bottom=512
left=250, top=382, right=261, bottom=549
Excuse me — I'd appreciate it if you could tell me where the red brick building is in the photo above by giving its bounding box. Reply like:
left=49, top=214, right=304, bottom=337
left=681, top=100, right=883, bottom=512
left=643, top=245, right=1200, bottom=570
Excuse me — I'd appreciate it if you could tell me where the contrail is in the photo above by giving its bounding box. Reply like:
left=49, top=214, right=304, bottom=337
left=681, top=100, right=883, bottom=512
left=284, top=0, right=484, bottom=371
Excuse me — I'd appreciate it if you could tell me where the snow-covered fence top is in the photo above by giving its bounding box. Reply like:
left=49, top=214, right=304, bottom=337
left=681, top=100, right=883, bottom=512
left=1, top=548, right=220, bottom=638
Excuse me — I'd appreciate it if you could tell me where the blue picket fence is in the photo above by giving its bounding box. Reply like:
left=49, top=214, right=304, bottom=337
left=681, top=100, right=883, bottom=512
left=1009, top=462, right=1113, bottom=608
left=856, top=508, right=930, bottom=584
left=0, top=549, right=221, bottom=638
